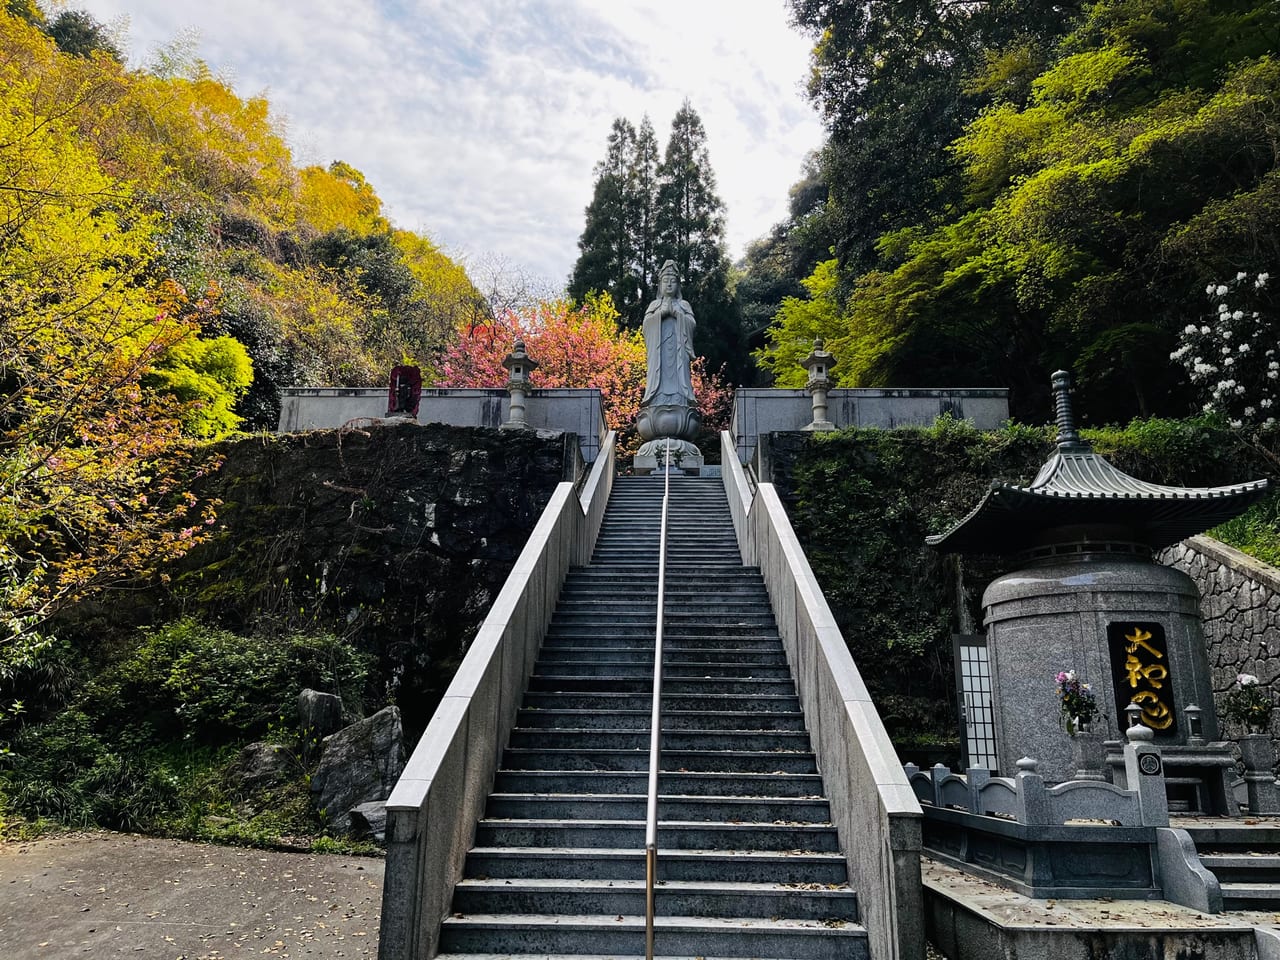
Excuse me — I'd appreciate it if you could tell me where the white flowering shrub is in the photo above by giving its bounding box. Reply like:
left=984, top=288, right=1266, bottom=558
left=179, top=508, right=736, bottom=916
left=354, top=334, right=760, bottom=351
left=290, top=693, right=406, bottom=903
left=1173, top=271, right=1276, bottom=429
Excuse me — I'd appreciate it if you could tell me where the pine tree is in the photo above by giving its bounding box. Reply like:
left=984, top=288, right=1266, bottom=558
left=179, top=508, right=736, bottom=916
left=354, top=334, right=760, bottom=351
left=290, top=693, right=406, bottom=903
left=568, top=118, right=641, bottom=322
left=655, top=101, right=743, bottom=381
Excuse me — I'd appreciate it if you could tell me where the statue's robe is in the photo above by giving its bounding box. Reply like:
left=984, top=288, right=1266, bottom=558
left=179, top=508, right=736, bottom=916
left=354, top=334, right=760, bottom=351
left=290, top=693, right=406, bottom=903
left=641, top=296, right=696, bottom=407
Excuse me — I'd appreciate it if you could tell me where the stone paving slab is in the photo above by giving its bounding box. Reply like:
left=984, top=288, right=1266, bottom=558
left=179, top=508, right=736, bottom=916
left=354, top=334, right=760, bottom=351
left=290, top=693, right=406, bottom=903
left=923, top=857, right=1251, bottom=933
left=0, top=832, right=383, bottom=959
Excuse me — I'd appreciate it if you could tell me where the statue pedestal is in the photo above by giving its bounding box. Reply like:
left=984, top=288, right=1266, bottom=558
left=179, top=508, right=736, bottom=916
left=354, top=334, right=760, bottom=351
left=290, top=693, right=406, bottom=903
left=633, top=438, right=703, bottom=475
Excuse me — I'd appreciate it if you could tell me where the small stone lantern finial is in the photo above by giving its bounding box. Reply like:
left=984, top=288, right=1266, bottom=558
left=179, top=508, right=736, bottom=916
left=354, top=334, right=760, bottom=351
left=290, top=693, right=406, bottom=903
left=501, top=338, right=538, bottom=430
left=802, top=339, right=836, bottom=432
left=1051, top=370, right=1087, bottom=450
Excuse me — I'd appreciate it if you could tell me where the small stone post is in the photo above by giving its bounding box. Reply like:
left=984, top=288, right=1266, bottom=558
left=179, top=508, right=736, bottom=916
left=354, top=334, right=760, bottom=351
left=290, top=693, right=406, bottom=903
left=1123, top=704, right=1170, bottom=826
left=802, top=339, right=836, bottom=432
left=966, top=767, right=991, bottom=815
left=930, top=762, right=949, bottom=807
left=1014, top=757, right=1050, bottom=825
left=1238, top=733, right=1280, bottom=813
left=501, top=338, right=538, bottom=430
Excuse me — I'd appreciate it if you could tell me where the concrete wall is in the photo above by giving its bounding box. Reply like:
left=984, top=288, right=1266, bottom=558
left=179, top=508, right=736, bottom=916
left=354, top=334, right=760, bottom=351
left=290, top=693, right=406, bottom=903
left=278, top=387, right=608, bottom=463
left=731, top=387, right=1010, bottom=465
left=1160, top=535, right=1280, bottom=736
left=721, top=431, right=923, bottom=960
left=378, top=433, right=616, bottom=960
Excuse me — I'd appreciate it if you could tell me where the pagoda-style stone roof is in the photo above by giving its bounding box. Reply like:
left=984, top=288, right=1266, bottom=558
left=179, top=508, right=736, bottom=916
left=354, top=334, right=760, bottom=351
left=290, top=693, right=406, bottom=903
left=927, top=372, right=1269, bottom=555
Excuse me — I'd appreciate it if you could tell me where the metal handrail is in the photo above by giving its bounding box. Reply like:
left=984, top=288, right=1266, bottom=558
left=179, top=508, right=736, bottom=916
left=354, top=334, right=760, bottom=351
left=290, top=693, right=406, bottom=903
left=644, top=437, right=672, bottom=960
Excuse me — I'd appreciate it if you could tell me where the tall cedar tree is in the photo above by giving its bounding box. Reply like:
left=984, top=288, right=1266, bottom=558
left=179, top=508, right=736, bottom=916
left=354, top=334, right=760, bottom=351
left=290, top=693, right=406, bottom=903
left=570, top=104, right=742, bottom=380
left=568, top=119, right=639, bottom=322
left=655, top=101, right=743, bottom=382
left=629, top=116, right=661, bottom=321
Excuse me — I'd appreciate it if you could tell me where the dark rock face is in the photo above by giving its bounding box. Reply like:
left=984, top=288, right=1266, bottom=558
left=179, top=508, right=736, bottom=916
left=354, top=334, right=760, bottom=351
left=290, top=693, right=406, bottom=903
left=166, top=422, right=574, bottom=734
left=298, top=689, right=345, bottom=762
left=311, top=706, right=406, bottom=835
left=349, top=800, right=388, bottom=843
left=227, top=742, right=295, bottom=795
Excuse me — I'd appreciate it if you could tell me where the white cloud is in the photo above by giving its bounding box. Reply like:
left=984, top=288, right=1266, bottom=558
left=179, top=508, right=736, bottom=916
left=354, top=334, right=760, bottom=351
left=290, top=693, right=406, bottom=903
left=76, top=0, right=823, bottom=287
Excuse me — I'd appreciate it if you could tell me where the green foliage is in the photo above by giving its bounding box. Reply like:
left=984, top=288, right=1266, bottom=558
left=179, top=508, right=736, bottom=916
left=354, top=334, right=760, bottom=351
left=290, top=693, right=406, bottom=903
left=769, top=0, right=1280, bottom=424
left=88, top=618, right=369, bottom=742
left=753, top=259, right=843, bottom=386
left=46, top=9, right=120, bottom=61
left=2, top=710, right=179, bottom=831
left=1212, top=490, right=1280, bottom=566
left=144, top=335, right=254, bottom=438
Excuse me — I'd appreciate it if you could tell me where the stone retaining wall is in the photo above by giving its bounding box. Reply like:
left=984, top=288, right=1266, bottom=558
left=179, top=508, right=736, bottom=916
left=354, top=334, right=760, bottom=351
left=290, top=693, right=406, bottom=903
left=1160, top=536, right=1280, bottom=733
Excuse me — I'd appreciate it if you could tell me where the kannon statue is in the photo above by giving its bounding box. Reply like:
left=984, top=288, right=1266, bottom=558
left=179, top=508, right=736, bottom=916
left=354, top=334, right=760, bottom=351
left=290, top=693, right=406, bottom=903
left=636, top=260, right=702, bottom=459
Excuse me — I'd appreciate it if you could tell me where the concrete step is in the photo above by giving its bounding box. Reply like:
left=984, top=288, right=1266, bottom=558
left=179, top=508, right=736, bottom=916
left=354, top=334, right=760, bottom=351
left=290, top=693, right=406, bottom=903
left=534, top=645, right=787, bottom=663
left=565, top=567, right=761, bottom=579
left=491, top=770, right=824, bottom=797
left=551, top=611, right=778, bottom=625
left=560, top=588, right=770, bottom=602
left=513, top=709, right=805, bottom=732
left=526, top=663, right=795, bottom=681
left=1221, top=880, right=1280, bottom=910
left=463, top=846, right=849, bottom=884
left=526, top=676, right=797, bottom=695
left=437, top=913, right=868, bottom=958
left=544, top=624, right=784, bottom=639
left=519, top=692, right=801, bottom=713
left=474, top=818, right=840, bottom=852
left=484, top=793, right=831, bottom=823
left=552, top=600, right=772, bottom=614
left=451, top=877, right=857, bottom=922
left=500, top=748, right=818, bottom=774
left=507, top=728, right=812, bottom=752
left=1198, top=852, right=1280, bottom=883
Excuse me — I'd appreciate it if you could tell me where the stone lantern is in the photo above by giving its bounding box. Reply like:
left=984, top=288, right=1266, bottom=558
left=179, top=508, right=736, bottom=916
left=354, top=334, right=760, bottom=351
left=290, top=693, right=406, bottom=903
left=802, top=339, right=836, bottom=432
left=501, top=338, right=537, bottom=430
left=929, top=371, right=1267, bottom=811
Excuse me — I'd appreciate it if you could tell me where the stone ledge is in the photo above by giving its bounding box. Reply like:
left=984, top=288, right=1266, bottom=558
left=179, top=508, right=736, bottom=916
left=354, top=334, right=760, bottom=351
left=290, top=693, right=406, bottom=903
left=924, top=857, right=1256, bottom=960
left=1181, top=535, right=1280, bottom=593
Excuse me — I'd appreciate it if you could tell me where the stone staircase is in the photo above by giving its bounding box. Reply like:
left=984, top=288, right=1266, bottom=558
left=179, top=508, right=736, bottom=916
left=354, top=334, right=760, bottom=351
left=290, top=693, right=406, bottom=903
left=1185, top=822, right=1280, bottom=911
left=436, top=475, right=867, bottom=958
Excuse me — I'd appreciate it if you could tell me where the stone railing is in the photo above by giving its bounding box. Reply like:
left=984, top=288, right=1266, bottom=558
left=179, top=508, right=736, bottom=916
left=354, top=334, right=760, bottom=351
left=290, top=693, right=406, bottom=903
left=721, top=431, right=923, bottom=960
left=1160, top=535, right=1280, bottom=738
left=906, top=742, right=1221, bottom=911
left=905, top=760, right=1154, bottom=827
left=378, top=431, right=616, bottom=960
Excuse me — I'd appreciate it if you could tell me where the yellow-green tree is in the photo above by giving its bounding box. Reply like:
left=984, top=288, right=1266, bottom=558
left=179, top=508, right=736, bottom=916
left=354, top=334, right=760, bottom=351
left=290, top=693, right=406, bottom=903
left=0, top=50, right=218, bottom=655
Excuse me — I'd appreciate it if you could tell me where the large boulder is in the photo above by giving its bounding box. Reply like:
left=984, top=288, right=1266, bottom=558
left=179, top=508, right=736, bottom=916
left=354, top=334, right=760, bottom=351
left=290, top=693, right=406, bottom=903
left=310, top=705, right=405, bottom=834
left=298, top=688, right=345, bottom=762
left=227, top=742, right=294, bottom=795
left=349, top=801, right=388, bottom=843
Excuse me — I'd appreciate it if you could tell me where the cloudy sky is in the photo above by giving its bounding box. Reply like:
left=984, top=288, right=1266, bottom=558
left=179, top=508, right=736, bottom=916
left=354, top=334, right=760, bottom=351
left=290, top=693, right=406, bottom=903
left=75, top=0, right=824, bottom=288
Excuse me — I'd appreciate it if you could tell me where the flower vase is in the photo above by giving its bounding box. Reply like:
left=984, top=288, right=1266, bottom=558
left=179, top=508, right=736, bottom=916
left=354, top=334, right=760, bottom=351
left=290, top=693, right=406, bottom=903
left=1071, top=727, right=1106, bottom=781
left=1238, top=733, right=1280, bottom=814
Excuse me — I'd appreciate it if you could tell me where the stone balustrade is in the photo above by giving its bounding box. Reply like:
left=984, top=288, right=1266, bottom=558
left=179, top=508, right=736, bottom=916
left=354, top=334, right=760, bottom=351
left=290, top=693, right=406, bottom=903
left=378, top=432, right=616, bottom=960
left=721, top=430, right=923, bottom=960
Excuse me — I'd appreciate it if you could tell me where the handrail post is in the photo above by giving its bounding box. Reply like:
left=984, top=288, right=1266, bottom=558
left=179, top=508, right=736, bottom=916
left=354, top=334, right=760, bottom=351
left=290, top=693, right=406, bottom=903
left=645, top=437, right=672, bottom=960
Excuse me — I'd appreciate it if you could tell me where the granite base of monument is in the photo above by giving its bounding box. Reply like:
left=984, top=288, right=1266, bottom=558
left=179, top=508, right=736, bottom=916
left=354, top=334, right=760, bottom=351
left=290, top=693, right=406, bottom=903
left=633, top=438, right=704, bottom=475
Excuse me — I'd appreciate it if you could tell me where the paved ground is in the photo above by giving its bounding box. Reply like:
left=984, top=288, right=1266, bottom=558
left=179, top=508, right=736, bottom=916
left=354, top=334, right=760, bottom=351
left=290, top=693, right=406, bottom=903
left=0, top=832, right=383, bottom=960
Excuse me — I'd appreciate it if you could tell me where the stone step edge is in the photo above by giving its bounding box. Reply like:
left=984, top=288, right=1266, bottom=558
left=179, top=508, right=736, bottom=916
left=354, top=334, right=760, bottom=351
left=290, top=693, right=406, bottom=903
left=466, top=845, right=844, bottom=861
left=478, top=818, right=835, bottom=830
left=488, top=792, right=827, bottom=803
left=438, top=914, right=866, bottom=935
left=455, top=877, right=853, bottom=895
